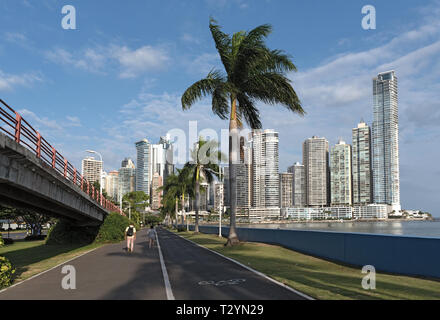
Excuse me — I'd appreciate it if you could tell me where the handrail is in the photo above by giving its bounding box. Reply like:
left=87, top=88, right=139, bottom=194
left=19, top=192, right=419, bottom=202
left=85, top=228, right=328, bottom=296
left=0, top=99, right=124, bottom=216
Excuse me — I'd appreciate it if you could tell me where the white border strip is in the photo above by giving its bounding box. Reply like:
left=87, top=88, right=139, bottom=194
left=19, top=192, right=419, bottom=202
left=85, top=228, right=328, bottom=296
left=170, top=230, right=314, bottom=300
left=156, top=230, right=175, bottom=300
left=0, top=245, right=102, bottom=294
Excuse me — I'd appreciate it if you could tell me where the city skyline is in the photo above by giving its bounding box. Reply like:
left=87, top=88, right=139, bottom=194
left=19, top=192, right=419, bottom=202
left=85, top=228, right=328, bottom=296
left=1, top=1, right=439, bottom=215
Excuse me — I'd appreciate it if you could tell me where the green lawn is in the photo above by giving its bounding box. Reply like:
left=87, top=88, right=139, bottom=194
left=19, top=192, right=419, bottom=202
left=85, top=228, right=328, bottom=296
left=176, top=231, right=440, bottom=300
left=0, top=240, right=104, bottom=283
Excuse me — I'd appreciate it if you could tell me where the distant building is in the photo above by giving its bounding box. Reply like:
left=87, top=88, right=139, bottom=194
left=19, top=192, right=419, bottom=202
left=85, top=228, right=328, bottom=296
left=151, top=172, right=163, bottom=210
left=372, top=71, right=401, bottom=212
left=104, top=170, right=119, bottom=200
left=279, top=172, right=293, bottom=208
left=119, top=158, right=136, bottom=198
left=223, top=166, right=230, bottom=209
left=214, top=182, right=224, bottom=215
left=303, top=136, right=329, bottom=207
left=288, top=162, right=306, bottom=207
left=251, top=129, right=280, bottom=208
left=236, top=163, right=251, bottom=211
left=352, top=121, right=373, bottom=205
left=82, top=156, right=103, bottom=184
left=121, top=157, right=135, bottom=169
left=330, top=140, right=352, bottom=206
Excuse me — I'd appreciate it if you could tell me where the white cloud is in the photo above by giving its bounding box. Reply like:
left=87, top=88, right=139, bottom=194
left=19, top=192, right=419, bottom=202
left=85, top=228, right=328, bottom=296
left=181, top=33, right=201, bottom=44
left=0, top=70, right=42, bottom=91
left=45, top=44, right=169, bottom=78
left=45, top=47, right=107, bottom=74
left=111, top=45, right=170, bottom=78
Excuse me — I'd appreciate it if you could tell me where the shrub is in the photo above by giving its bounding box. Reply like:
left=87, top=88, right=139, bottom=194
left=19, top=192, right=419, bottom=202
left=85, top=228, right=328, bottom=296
left=45, top=220, right=99, bottom=245
left=95, top=212, right=131, bottom=243
left=0, top=256, right=15, bottom=289
left=24, top=235, right=47, bottom=241
left=2, top=238, right=14, bottom=245
left=0, top=238, right=3, bottom=246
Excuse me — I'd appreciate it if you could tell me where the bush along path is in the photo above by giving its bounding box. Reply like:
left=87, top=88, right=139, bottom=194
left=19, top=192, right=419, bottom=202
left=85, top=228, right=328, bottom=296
left=0, top=237, right=16, bottom=289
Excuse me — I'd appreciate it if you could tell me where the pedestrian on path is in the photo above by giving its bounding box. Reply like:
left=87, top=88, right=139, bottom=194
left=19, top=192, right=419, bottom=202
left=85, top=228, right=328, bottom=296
left=125, top=223, right=136, bottom=253
left=147, top=225, right=157, bottom=248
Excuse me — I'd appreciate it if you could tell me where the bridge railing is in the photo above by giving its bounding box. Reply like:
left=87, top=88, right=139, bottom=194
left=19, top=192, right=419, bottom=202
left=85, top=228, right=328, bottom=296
left=0, top=99, right=125, bottom=216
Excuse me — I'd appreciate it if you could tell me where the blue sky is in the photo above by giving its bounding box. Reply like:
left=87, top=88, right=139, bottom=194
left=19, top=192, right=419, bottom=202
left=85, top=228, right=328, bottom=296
left=1, top=0, right=439, bottom=215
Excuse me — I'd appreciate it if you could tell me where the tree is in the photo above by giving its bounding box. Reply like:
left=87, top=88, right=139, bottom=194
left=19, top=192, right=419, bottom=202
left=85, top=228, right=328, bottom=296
left=159, top=174, right=181, bottom=227
left=183, top=137, right=223, bottom=233
left=122, top=191, right=149, bottom=213
left=0, top=205, right=51, bottom=236
left=182, top=18, right=304, bottom=245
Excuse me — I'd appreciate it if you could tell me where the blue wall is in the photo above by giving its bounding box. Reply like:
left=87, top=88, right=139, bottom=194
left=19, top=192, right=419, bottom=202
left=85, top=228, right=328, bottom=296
left=193, top=225, right=440, bottom=279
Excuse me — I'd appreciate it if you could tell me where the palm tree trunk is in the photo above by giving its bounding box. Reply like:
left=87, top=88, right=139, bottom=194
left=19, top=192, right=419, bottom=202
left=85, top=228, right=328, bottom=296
left=226, top=98, right=240, bottom=246
left=181, top=194, right=185, bottom=225
left=175, top=196, right=178, bottom=228
left=195, top=176, right=200, bottom=233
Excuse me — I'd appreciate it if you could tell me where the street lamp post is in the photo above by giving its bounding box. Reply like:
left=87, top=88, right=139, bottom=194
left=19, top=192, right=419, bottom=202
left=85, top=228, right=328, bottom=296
left=86, top=150, right=103, bottom=205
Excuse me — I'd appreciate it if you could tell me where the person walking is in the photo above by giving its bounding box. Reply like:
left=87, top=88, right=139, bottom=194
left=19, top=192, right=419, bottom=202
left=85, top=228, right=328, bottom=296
left=125, top=223, right=136, bottom=253
left=146, top=225, right=157, bottom=248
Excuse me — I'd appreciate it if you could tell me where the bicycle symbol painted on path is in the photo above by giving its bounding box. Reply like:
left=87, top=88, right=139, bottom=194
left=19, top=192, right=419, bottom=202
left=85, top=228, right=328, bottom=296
left=198, top=279, right=246, bottom=287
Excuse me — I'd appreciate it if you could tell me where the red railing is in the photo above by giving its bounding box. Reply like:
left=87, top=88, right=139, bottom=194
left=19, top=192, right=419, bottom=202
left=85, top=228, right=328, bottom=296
left=0, top=99, right=124, bottom=216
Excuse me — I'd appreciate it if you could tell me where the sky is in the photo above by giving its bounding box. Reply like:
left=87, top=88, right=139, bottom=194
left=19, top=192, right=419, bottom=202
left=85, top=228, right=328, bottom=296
left=0, top=0, right=439, bottom=215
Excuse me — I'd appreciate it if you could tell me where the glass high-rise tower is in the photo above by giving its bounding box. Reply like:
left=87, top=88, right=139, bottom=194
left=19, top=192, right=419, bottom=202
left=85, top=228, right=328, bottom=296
left=372, top=71, right=401, bottom=212
left=135, top=139, right=151, bottom=196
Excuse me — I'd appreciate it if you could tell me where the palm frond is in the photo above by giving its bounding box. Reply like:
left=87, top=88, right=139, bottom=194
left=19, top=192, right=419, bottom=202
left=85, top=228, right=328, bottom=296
left=209, top=17, right=232, bottom=74
left=181, top=69, right=225, bottom=110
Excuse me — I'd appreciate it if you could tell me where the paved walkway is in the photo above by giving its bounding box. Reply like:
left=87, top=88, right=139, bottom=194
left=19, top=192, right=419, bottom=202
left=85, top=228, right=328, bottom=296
left=0, top=227, right=308, bottom=300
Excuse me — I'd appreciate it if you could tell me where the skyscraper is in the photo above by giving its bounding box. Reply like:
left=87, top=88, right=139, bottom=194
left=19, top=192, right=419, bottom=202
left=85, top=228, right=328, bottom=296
left=352, top=121, right=373, bottom=205
left=150, top=136, right=174, bottom=187
left=303, top=136, right=329, bottom=207
left=279, top=172, right=293, bottom=208
left=372, top=71, right=401, bottom=212
left=330, top=140, right=352, bottom=206
left=251, top=129, right=280, bottom=208
left=288, top=162, right=307, bottom=207
left=82, top=156, right=103, bottom=184
left=135, top=139, right=150, bottom=196
left=119, top=158, right=136, bottom=198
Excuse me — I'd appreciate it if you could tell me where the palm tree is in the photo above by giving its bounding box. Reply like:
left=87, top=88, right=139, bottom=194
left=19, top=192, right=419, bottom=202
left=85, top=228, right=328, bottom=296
left=159, top=174, right=180, bottom=227
left=182, top=18, right=304, bottom=245
left=184, top=137, right=224, bottom=233
left=176, top=167, right=194, bottom=226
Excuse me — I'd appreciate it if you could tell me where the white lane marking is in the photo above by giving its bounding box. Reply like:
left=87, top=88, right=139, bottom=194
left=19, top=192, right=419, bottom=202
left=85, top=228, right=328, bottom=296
left=169, top=230, right=315, bottom=300
left=0, top=246, right=102, bottom=294
left=156, top=229, right=175, bottom=300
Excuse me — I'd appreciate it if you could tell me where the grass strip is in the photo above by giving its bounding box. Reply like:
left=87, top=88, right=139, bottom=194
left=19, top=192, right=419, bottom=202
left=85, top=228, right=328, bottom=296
left=175, top=230, right=440, bottom=300
left=0, top=240, right=104, bottom=283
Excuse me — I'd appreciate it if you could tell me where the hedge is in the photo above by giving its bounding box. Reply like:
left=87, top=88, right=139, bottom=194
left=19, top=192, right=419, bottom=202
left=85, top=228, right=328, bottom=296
left=45, top=220, right=99, bottom=245
left=95, top=212, right=133, bottom=243
left=0, top=256, right=15, bottom=289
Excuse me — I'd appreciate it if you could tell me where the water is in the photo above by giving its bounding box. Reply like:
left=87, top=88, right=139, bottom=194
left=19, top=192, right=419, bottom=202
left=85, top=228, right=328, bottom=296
left=237, top=220, right=440, bottom=238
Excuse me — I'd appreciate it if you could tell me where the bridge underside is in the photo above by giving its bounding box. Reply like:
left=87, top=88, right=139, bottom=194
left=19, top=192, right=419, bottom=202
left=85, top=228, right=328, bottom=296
left=0, top=133, right=107, bottom=226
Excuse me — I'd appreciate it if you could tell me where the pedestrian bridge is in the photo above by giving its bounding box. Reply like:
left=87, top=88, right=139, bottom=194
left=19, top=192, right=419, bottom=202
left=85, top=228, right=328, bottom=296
left=0, top=99, right=123, bottom=226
